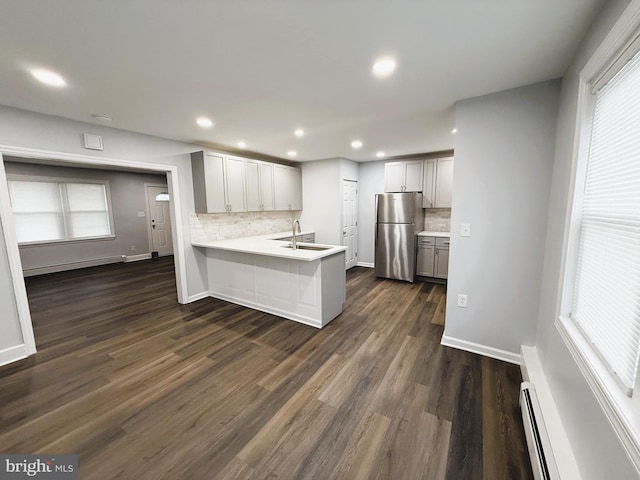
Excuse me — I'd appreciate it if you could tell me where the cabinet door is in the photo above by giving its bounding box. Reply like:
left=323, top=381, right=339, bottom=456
left=434, top=247, right=449, bottom=279
left=403, top=160, right=423, bottom=192
left=273, top=164, right=290, bottom=210
left=416, top=245, right=435, bottom=277
left=203, top=153, right=227, bottom=213
left=225, top=156, right=247, bottom=212
left=384, top=162, right=405, bottom=192
left=245, top=159, right=261, bottom=211
left=435, top=157, right=454, bottom=208
left=259, top=162, right=275, bottom=211
left=289, top=167, right=302, bottom=210
left=422, top=159, right=436, bottom=208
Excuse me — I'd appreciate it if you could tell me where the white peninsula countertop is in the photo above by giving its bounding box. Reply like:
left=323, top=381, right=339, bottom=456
left=418, top=231, right=451, bottom=238
left=192, top=231, right=346, bottom=261
left=193, top=231, right=346, bottom=329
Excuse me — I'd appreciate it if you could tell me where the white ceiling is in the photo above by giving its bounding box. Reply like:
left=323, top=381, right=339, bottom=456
left=0, top=0, right=605, bottom=162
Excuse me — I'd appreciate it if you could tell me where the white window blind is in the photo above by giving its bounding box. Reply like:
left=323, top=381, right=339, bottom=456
left=571, top=48, right=640, bottom=396
left=8, top=179, right=112, bottom=244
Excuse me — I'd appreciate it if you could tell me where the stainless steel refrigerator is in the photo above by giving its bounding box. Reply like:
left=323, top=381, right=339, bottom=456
left=375, top=193, right=424, bottom=282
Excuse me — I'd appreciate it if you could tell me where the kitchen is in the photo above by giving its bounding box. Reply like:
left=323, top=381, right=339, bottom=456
left=0, top=1, right=638, bottom=479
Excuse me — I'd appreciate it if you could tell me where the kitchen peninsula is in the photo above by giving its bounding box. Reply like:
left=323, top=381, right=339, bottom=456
left=193, top=232, right=347, bottom=328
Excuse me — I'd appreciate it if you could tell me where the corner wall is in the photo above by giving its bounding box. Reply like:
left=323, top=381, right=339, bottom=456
left=444, top=80, right=560, bottom=360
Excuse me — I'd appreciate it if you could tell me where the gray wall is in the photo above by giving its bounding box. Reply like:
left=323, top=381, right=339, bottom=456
left=535, top=0, right=638, bottom=477
left=5, top=161, right=167, bottom=272
left=444, top=80, right=560, bottom=356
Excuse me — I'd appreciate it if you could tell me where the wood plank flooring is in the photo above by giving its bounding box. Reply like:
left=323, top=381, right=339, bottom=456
left=0, top=258, right=532, bottom=479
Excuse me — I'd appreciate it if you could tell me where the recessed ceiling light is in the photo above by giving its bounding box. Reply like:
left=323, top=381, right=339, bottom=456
left=376, top=151, right=386, bottom=158
left=196, top=117, right=213, bottom=128
left=287, top=150, right=297, bottom=157
left=372, top=58, right=396, bottom=78
left=237, top=141, right=246, bottom=148
left=91, top=114, right=112, bottom=122
left=451, top=128, right=458, bottom=134
left=31, top=68, right=66, bottom=87
left=351, top=140, right=363, bottom=149
left=294, top=128, right=305, bottom=137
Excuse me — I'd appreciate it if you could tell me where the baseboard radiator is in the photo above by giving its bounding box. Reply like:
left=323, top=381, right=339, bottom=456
left=23, top=255, right=126, bottom=277
left=520, top=382, right=560, bottom=480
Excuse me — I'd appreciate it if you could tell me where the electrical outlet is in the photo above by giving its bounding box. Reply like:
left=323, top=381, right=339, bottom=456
left=130, top=245, right=136, bottom=252
left=457, top=294, right=468, bottom=308
left=460, top=223, right=471, bottom=237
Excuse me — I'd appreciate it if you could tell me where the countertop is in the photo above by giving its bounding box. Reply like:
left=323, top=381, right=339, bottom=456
left=192, top=231, right=347, bottom=262
left=418, top=230, right=451, bottom=238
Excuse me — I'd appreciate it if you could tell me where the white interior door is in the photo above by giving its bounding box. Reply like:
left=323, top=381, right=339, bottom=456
left=147, top=185, right=173, bottom=256
left=342, top=180, right=358, bottom=269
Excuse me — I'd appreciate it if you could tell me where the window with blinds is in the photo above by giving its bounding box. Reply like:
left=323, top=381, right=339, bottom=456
left=7, top=178, right=113, bottom=244
left=571, top=48, right=640, bottom=397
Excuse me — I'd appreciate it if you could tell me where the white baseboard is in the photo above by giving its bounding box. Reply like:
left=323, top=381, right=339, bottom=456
left=23, top=255, right=125, bottom=277
left=208, top=291, right=323, bottom=329
left=521, top=345, right=582, bottom=480
left=356, top=262, right=374, bottom=268
left=185, top=291, right=210, bottom=303
left=0, top=344, right=31, bottom=367
left=440, top=334, right=522, bottom=364
left=125, top=253, right=152, bottom=263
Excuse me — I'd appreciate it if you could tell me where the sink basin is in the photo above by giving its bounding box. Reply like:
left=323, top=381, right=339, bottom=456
left=281, top=244, right=331, bottom=251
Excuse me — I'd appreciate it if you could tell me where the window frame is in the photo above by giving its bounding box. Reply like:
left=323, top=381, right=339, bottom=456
left=6, top=174, right=116, bottom=246
left=557, top=1, right=640, bottom=471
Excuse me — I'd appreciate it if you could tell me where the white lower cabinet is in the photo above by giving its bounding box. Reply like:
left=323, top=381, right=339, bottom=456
left=416, top=236, right=449, bottom=279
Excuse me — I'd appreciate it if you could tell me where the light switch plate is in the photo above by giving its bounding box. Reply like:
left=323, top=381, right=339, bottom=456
left=82, top=133, right=103, bottom=150
left=460, top=223, right=471, bottom=237
left=137, top=211, right=146, bottom=217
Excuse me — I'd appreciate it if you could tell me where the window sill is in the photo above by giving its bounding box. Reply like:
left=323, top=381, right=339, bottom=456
left=556, top=316, right=640, bottom=472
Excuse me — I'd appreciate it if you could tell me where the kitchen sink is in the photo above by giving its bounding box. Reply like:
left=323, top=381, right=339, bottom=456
left=281, top=244, right=331, bottom=251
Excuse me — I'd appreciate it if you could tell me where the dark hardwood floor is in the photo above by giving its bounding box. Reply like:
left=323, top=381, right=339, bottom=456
left=0, top=258, right=532, bottom=479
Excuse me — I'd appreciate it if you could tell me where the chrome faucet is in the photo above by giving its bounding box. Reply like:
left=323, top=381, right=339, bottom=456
left=292, top=219, right=301, bottom=249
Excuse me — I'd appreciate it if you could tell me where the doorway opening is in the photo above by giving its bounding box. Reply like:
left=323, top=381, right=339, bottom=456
left=0, top=146, right=189, bottom=364
left=146, top=184, right=174, bottom=258
left=342, top=180, right=358, bottom=270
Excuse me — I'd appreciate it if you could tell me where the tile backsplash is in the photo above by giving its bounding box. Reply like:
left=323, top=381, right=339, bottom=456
left=424, top=208, right=451, bottom=232
left=190, top=211, right=298, bottom=243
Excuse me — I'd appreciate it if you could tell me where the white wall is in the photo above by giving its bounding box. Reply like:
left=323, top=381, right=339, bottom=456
left=444, top=80, right=560, bottom=360
left=535, top=0, right=638, bottom=478
left=356, top=160, right=385, bottom=266
left=0, top=219, right=23, bottom=351
left=300, top=159, right=342, bottom=245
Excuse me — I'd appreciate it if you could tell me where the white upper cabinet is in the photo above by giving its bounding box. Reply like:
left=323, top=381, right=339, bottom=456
left=192, top=151, right=227, bottom=213
left=422, top=156, right=454, bottom=208
left=225, top=156, right=247, bottom=212
left=245, top=159, right=275, bottom=211
left=193, top=151, right=301, bottom=213
left=384, top=160, right=423, bottom=192
left=274, top=164, right=302, bottom=210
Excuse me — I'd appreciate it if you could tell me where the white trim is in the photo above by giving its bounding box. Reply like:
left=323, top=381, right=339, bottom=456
left=440, top=334, right=521, bottom=365
left=125, top=253, right=152, bottom=263
left=0, top=157, right=36, bottom=355
left=207, top=291, right=322, bottom=329
left=556, top=316, right=640, bottom=475
left=0, top=144, right=191, bottom=367
left=186, top=291, right=210, bottom=303
left=520, top=345, right=582, bottom=480
left=0, top=344, right=30, bottom=367
left=356, top=261, right=374, bottom=268
left=23, top=255, right=125, bottom=276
